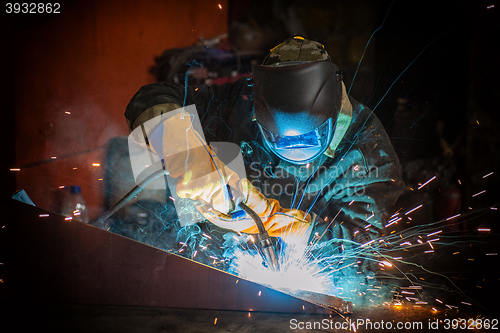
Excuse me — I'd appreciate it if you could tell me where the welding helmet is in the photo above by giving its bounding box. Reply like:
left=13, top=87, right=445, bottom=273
left=253, top=36, right=344, bottom=165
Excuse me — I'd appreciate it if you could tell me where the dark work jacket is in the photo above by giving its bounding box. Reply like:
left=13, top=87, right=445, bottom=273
left=125, top=77, right=404, bottom=249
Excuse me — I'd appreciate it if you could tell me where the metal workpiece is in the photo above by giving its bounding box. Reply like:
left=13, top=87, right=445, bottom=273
left=285, top=289, right=353, bottom=315
left=4, top=198, right=343, bottom=315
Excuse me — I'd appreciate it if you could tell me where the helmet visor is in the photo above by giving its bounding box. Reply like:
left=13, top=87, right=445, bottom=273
left=259, top=119, right=333, bottom=164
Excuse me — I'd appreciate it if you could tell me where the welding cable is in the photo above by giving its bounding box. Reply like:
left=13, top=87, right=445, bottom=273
left=237, top=201, right=267, bottom=235
left=89, top=168, right=168, bottom=227
left=90, top=167, right=280, bottom=271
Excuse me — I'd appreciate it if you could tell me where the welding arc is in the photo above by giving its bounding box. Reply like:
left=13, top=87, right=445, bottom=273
left=89, top=168, right=168, bottom=227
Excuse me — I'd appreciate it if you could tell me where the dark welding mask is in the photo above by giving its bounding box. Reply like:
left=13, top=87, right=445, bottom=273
left=252, top=36, right=343, bottom=164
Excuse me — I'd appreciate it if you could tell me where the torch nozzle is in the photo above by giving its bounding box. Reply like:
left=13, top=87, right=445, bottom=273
left=259, top=236, right=280, bottom=271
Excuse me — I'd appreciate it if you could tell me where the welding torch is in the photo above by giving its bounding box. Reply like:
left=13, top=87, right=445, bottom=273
left=235, top=201, right=280, bottom=272
left=90, top=168, right=280, bottom=271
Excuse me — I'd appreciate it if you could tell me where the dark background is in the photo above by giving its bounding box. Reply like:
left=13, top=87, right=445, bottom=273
left=2, top=0, right=498, bottom=214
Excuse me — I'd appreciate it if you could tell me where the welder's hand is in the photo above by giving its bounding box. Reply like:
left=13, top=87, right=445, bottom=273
left=199, top=178, right=313, bottom=238
left=160, top=111, right=243, bottom=214
left=160, top=111, right=312, bottom=238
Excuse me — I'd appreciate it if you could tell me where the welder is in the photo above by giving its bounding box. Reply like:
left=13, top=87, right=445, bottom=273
left=125, top=36, right=404, bottom=263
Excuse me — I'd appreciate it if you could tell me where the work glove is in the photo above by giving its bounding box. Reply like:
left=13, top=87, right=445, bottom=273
left=160, top=110, right=312, bottom=238
left=199, top=178, right=313, bottom=238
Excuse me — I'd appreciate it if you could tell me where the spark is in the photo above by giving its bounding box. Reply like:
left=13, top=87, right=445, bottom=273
left=218, top=4, right=222, bottom=9
left=51, top=156, right=57, bottom=159
left=486, top=253, right=497, bottom=256
left=65, top=111, right=71, bottom=114
left=478, top=228, right=490, bottom=232
left=472, top=190, right=486, bottom=197
left=64, top=217, right=72, bottom=221
left=92, top=163, right=100, bottom=167
left=10, top=168, right=20, bottom=171
left=361, top=239, right=376, bottom=247
left=427, top=230, right=442, bottom=237
left=446, top=214, right=461, bottom=220
left=404, top=204, right=422, bottom=215
left=39, top=214, right=49, bottom=217
left=417, top=176, right=436, bottom=190
left=487, top=4, right=494, bottom=9
left=482, top=172, right=494, bottom=178
left=214, top=318, right=217, bottom=325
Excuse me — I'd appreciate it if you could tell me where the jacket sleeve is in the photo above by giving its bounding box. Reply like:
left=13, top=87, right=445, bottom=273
left=308, top=99, right=404, bottom=246
left=124, top=78, right=250, bottom=132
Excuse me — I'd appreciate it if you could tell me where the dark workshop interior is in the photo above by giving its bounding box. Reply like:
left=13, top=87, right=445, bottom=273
left=1, top=0, right=500, bottom=332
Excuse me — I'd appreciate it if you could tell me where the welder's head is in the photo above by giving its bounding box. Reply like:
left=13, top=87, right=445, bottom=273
left=253, top=36, right=344, bottom=165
